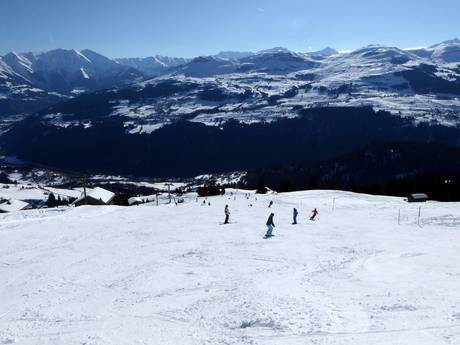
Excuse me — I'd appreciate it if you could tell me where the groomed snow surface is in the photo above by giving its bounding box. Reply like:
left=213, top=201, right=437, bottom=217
left=1, top=190, right=460, bottom=345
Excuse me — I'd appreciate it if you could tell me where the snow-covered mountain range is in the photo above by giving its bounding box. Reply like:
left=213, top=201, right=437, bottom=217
left=3, top=40, right=459, bottom=130
left=407, top=38, right=460, bottom=64
left=115, top=55, right=190, bottom=77
left=0, top=49, right=192, bottom=118
left=2, top=40, right=460, bottom=178
left=19, top=39, right=458, bottom=135
left=0, top=49, right=144, bottom=98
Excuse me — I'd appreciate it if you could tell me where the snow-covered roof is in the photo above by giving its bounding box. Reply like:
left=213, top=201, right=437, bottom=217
left=0, top=184, right=48, bottom=200
left=0, top=199, right=29, bottom=212
left=45, top=187, right=82, bottom=199
left=128, top=197, right=143, bottom=205
left=74, top=187, right=115, bottom=204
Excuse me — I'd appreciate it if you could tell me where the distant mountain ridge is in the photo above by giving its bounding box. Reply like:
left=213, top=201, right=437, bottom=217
left=1, top=39, right=460, bottom=124
left=407, top=38, right=460, bottom=64
left=2, top=39, right=460, bottom=180
left=114, top=55, right=190, bottom=77
left=0, top=46, right=339, bottom=116
left=16, top=39, right=459, bottom=137
left=1, top=48, right=144, bottom=94
left=213, top=47, right=339, bottom=61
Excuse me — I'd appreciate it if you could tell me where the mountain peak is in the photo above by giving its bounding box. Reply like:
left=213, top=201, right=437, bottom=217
left=39, top=48, right=92, bottom=64
left=258, top=47, right=291, bottom=55
left=310, top=47, right=338, bottom=56
left=191, top=56, right=225, bottom=63
left=427, top=38, right=460, bottom=49
left=214, top=51, right=254, bottom=60
left=80, top=48, right=99, bottom=56
left=438, top=38, right=460, bottom=46
left=2, top=51, right=34, bottom=76
left=80, top=49, right=117, bottom=66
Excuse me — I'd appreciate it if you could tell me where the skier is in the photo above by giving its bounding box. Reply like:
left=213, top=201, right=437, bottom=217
left=265, top=213, right=275, bottom=238
left=310, top=208, right=319, bottom=221
left=268, top=200, right=273, bottom=208
left=224, top=205, right=230, bottom=224
left=292, top=208, right=298, bottom=224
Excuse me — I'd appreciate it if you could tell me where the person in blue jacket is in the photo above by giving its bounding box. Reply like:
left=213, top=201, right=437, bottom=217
left=292, top=208, right=298, bottom=224
left=265, top=213, right=275, bottom=237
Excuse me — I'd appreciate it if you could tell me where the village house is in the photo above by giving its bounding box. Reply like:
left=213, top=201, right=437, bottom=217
left=0, top=199, right=31, bottom=213
left=407, top=193, right=429, bottom=203
left=73, top=187, right=116, bottom=206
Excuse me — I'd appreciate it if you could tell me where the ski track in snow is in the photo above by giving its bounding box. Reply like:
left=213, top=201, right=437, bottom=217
left=0, top=190, right=459, bottom=344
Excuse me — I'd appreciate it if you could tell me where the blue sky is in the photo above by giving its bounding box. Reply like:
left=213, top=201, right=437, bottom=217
left=1, top=0, right=459, bottom=58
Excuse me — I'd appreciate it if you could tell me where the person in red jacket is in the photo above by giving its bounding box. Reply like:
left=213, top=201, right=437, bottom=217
left=310, top=208, right=319, bottom=221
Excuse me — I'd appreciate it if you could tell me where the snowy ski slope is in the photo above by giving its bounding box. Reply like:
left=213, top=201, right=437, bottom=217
left=1, top=190, right=460, bottom=344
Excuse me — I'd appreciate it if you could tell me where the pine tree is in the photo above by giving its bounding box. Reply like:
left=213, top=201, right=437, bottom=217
left=47, top=193, right=57, bottom=207
left=256, top=177, right=267, bottom=194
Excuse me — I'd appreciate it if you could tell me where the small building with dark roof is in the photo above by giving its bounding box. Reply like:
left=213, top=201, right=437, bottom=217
left=407, top=193, right=429, bottom=203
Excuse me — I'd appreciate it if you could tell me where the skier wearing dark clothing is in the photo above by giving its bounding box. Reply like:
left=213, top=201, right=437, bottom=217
left=310, top=208, right=319, bottom=221
left=268, top=200, right=273, bottom=208
left=293, top=208, right=298, bottom=224
left=265, top=213, right=275, bottom=237
left=224, top=205, right=230, bottom=224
